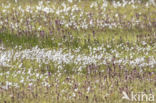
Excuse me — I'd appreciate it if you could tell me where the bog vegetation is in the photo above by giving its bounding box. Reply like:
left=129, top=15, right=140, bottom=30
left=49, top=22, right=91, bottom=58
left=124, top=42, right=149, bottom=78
left=0, top=0, right=156, bottom=103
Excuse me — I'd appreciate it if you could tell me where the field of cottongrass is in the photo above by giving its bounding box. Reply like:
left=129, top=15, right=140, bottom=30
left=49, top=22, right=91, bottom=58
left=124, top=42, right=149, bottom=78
left=0, top=0, right=156, bottom=103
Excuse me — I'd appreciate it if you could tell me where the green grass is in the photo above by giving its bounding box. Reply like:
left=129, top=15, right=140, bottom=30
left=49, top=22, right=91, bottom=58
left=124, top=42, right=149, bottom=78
left=0, top=27, right=155, bottom=49
left=0, top=0, right=156, bottom=103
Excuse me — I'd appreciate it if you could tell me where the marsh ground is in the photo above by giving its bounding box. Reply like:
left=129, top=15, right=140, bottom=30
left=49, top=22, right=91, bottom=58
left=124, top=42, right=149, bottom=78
left=0, top=0, right=156, bottom=103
